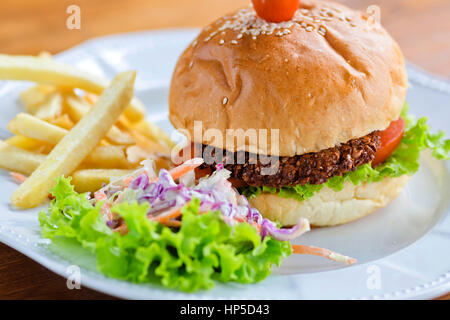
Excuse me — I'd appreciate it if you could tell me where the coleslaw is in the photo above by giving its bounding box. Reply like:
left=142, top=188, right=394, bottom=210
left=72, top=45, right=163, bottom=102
left=39, top=158, right=355, bottom=292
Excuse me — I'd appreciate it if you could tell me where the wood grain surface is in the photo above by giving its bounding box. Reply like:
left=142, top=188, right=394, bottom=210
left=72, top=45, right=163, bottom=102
left=0, top=0, right=449, bottom=300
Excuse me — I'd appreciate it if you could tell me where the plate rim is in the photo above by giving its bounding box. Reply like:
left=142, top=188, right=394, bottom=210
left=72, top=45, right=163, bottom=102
left=0, top=28, right=449, bottom=300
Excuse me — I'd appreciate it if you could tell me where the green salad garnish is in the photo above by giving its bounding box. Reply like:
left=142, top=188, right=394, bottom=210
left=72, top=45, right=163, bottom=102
left=39, top=177, right=291, bottom=292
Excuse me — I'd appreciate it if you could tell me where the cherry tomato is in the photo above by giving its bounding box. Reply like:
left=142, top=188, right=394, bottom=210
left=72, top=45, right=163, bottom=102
left=251, top=0, right=300, bottom=23
left=372, top=117, right=405, bottom=166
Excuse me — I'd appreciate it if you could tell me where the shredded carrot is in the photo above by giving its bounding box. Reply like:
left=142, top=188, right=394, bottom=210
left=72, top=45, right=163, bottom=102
left=292, top=244, right=357, bottom=265
left=120, top=158, right=204, bottom=188
left=10, top=172, right=27, bottom=184
left=232, top=215, right=261, bottom=232
left=94, top=190, right=107, bottom=201
left=152, top=207, right=182, bottom=223
left=150, top=158, right=204, bottom=183
left=94, top=190, right=113, bottom=220
left=114, top=223, right=128, bottom=235
left=123, top=175, right=134, bottom=187
left=113, top=210, right=182, bottom=235
left=163, top=220, right=182, bottom=228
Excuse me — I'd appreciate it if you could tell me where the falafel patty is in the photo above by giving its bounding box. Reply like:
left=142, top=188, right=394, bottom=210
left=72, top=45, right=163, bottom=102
left=199, top=131, right=381, bottom=188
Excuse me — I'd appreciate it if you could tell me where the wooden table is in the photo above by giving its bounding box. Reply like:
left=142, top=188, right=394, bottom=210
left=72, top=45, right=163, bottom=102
left=0, top=0, right=449, bottom=300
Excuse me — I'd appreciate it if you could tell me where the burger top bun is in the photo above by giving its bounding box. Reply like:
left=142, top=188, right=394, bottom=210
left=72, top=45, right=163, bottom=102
left=169, top=0, right=408, bottom=157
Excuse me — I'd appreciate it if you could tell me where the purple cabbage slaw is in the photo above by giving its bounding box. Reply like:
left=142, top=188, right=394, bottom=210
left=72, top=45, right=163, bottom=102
left=96, top=160, right=310, bottom=241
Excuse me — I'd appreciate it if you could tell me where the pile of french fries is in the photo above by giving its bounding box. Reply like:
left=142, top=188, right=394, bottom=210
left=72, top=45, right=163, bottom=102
left=0, top=53, right=175, bottom=208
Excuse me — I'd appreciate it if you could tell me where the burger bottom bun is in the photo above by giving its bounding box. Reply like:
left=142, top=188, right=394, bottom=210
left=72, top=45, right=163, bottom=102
left=248, top=175, right=410, bottom=227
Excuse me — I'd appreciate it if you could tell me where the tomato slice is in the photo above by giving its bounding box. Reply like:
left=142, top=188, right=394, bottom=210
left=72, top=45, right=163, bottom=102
left=251, top=0, right=300, bottom=23
left=372, top=117, right=405, bottom=166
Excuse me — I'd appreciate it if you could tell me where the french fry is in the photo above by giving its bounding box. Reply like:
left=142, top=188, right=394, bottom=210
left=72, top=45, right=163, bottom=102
left=0, top=141, right=45, bottom=175
left=48, top=114, right=74, bottom=130
left=8, top=113, right=68, bottom=145
left=34, top=92, right=63, bottom=120
left=5, top=135, right=46, bottom=151
left=34, top=144, right=54, bottom=155
left=66, top=94, right=135, bottom=144
left=131, top=119, right=175, bottom=149
left=65, top=95, right=90, bottom=122
left=71, top=169, right=135, bottom=193
left=105, top=125, right=135, bottom=145
left=84, top=92, right=98, bottom=105
left=122, top=98, right=145, bottom=123
left=0, top=54, right=145, bottom=122
left=19, top=84, right=54, bottom=114
left=126, top=145, right=172, bottom=170
left=129, top=129, right=171, bottom=154
left=126, top=145, right=152, bottom=164
left=83, top=145, right=131, bottom=169
left=11, top=70, right=136, bottom=208
left=5, top=134, right=127, bottom=168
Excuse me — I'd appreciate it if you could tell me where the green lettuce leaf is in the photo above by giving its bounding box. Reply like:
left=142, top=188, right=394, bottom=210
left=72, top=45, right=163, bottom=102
left=39, top=178, right=291, bottom=292
left=241, top=105, right=450, bottom=201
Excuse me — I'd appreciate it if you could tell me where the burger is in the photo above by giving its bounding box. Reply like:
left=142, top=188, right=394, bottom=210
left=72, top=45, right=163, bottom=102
left=169, top=0, right=449, bottom=227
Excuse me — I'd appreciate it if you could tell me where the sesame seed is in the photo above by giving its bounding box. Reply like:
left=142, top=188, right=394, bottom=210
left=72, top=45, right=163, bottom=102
left=231, top=40, right=238, bottom=44
left=189, top=61, right=194, bottom=68
left=306, top=26, right=313, bottom=32
left=210, top=7, right=297, bottom=41
left=219, top=39, right=225, bottom=45
left=222, top=97, right=228, bottom=105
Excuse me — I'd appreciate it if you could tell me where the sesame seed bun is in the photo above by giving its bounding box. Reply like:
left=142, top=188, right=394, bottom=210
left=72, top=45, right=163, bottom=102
left=169, top=0, right=407, bottom=157
left=248, top=175, right=410, bottom=227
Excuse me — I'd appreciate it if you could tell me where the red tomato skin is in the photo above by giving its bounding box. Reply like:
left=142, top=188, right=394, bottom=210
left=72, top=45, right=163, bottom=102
left=372, top=117, right=405, bottom=166
left=251, top=0, right=300, bottom=23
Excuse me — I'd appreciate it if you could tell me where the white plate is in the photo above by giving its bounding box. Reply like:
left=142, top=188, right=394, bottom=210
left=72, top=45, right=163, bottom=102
left=0, top=29, right=449, bottom=300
